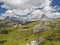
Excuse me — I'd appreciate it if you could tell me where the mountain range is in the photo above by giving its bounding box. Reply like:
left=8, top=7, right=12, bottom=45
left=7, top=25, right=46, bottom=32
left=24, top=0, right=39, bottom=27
left=1, top=14, right=51, bottom=25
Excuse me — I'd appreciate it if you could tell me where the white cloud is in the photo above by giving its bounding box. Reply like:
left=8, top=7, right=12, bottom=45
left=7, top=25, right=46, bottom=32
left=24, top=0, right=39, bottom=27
left=48, top=12, right=60, bottom=18
left=1, top=10, right=15, bottom=18
left=0, top=0, right=60, bottom=20
left=1, top=0, right=45, bottom=9
left=12, top=9, right=31, bottom=15
left=0, top=0, right=3, bottom=2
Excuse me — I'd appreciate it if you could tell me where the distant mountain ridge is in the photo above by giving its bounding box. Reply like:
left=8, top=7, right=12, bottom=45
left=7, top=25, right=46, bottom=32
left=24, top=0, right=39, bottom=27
left=4, top=14, right=49, bottom=24
left=0, top=13, right=57, bottom=25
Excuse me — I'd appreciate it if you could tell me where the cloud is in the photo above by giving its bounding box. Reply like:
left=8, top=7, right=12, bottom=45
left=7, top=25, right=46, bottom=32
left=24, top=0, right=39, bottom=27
left=48, top=12, right=60, bottom=18
left=1, top=0, right=45, bottom=9
left=1, top=10, right=15, bottom=19
left=0, top=0, right=3, bottom=2
left=0, top=0, right=60, bottom=20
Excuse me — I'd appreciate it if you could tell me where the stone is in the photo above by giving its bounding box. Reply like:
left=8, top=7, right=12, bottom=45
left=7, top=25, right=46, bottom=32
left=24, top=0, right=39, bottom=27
left=25, top=43, right=30, bottom=45
left=31, top=41, right=38, bottom=45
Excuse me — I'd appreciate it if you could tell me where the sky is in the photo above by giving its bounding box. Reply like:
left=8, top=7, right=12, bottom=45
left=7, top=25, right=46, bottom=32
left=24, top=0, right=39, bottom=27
left=51, top=0, right=60, bottom=6
left=0, top=0, right=60, bottom=19
left=51, top=0, right=60, bottom=12
left=0, top=2, right=6, bottom=14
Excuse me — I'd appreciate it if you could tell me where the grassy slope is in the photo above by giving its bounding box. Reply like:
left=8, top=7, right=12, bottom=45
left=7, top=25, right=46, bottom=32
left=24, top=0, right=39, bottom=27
left=0, top=19, right=60, bottom=45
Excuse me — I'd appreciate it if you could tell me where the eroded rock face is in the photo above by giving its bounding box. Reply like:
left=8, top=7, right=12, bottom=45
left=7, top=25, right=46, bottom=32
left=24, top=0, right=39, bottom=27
left=33, top=20, right=51, bottom=33
left=31, top=41, right=38, bottom=45
left=25, top=43, right=30, bottom=45
left=33, top=25, right=51, bottom=33
left=25, top=37, right=44, bottom=45
left=25, top=41, right=38, bottom=45
left=37, top=37, right=44, bottom=44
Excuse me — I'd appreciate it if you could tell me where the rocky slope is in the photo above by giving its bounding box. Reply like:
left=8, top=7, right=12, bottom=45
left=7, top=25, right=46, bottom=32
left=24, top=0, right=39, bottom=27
left=0, top=18, right=60, bottom=45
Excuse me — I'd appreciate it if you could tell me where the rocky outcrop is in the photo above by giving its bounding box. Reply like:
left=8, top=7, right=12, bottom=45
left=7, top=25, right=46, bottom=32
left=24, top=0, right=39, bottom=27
left=25, top=37, right=44, bottom=45
left=25, top=41, right=38, bottom=45
left=33, top=25, right=51, bottom=33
